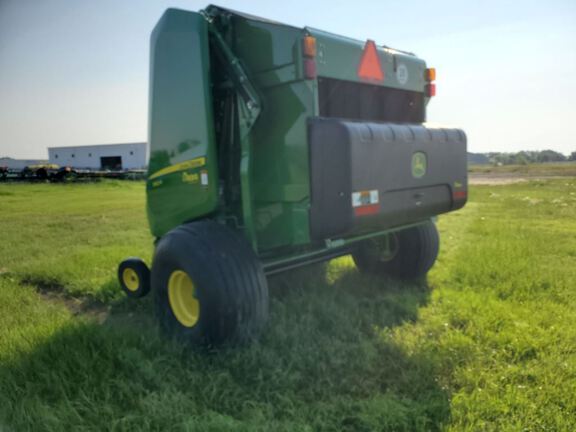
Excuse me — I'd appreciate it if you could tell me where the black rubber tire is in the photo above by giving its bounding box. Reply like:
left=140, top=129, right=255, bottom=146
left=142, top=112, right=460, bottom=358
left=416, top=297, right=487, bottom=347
left=152, top=221, right=269, bottom=346
left=352, top=222, right=440, bottom=279
left=118, top=257, right=151, bottom=298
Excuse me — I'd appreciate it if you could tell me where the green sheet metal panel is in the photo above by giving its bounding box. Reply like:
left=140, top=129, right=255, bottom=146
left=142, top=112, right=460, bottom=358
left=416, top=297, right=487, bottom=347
left=226, top=13, right=314, bottom=250
left=307, top=28, right=427, bottom=93
left=147, top=9, right=218, bottom=237
left=251, top=80, right=315, bottom=249
left=231, top=16, right=300, bottom=72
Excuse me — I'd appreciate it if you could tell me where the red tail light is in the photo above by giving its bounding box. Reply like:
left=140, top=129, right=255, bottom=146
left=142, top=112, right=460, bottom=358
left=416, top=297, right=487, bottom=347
left=304, top=58, right=317, bottom=79
left=453, top=190, right=467, bottom=200
left=425, top=67, right=436, bottom=97
left=302, top=35, right=317, bottom=79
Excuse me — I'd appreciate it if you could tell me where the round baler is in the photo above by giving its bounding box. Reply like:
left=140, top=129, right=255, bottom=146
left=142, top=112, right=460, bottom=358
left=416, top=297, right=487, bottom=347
left=118, top=5, right=467, bottom=346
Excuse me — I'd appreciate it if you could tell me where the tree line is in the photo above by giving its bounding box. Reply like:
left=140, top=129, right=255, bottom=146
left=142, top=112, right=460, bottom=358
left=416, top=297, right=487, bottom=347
left=469, top=150, right=576, bottom=165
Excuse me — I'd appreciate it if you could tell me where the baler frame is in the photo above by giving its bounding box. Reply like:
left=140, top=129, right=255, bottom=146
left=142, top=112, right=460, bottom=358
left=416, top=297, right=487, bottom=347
left=205, top=13, right=262, bottom=247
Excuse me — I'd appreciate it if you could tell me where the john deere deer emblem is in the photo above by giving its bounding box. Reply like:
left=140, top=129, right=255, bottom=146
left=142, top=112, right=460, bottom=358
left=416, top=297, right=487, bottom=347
left=412, top=152, right=427, bottom=178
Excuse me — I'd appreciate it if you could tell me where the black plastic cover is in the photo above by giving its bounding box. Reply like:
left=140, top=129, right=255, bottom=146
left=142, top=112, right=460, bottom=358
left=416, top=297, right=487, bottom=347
left=309, top=118, right=467, bottom=240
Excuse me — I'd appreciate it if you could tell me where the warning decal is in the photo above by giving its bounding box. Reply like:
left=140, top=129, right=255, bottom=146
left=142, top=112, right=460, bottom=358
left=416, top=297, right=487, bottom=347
left=357, top=40, right=384, bottom=83
left=352, top=190, right=380, bottom=216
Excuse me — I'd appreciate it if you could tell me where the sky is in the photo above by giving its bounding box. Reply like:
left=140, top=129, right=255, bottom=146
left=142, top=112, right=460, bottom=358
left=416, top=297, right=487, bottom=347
left=0, top=0, right=575, bottom=159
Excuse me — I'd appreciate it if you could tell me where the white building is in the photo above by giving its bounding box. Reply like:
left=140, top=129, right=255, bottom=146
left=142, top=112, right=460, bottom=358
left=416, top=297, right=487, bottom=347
left=0, top=157, right=48, bottom=169
left=48, top=142, right=147, bottom=170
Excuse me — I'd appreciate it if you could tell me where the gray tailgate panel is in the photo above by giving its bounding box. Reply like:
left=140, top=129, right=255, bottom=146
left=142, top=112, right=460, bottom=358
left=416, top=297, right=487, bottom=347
left=309, top=118, right=467, bottom=240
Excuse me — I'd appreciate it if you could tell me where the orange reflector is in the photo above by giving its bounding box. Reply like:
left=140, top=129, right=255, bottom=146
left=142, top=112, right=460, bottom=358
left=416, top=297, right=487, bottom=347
left=303, top=36, right=316, bottom=58
left=425, top=68, right=436, bottom=81
left=425, top=83, right=436, bottom=97
left=357, top=40, right=384, bottom=82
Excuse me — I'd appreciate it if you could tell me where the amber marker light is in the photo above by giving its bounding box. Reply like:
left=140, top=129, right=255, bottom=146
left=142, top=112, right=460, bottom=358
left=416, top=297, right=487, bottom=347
left=303, top=35, right=317, bottom=57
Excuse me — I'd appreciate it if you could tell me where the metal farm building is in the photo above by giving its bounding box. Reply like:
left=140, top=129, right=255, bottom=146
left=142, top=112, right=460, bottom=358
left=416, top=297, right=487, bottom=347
left=0, top=157, right=48, bottom=169
left=48, top=142, right=147, bottom=170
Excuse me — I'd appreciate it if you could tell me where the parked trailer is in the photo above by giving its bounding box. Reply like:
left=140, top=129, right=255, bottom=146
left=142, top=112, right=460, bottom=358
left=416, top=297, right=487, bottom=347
left=0, top=166, right=147, bottom=182
left=18, top=164, right=74, bottom=181
left=118, top=5, right=468, bottom=346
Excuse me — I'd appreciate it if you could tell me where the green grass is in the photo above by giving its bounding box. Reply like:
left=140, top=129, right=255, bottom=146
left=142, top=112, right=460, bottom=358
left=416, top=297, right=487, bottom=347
left=1, top=179, right=575, bottom=431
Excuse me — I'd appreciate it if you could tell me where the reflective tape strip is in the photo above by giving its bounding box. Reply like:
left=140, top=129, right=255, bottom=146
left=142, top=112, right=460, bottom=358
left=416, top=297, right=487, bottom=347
left=352, top=190, right=379, bottom=208
left=354, top=204, right=380, bottom=216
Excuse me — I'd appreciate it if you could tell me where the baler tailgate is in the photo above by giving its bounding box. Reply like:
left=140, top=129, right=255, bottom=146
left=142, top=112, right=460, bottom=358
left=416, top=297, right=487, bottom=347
left=309, top=118, right=467, bottom=239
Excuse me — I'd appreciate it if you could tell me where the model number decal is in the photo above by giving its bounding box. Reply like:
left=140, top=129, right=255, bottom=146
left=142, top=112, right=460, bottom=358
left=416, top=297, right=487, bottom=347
left=182, top=172, right=199, bottom=184
left=352, top=190, right=380, bottom=217
left=396, top=63, right=409, bottom=85
left=352, top=190, right=379, bottom=207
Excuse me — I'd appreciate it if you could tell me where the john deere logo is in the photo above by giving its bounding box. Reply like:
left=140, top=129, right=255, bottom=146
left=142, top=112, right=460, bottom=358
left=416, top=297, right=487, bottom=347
left=412, top=152, right=427, bottom=178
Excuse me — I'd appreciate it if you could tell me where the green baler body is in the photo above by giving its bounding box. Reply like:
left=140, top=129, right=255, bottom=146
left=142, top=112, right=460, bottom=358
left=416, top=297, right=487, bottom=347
left=147, top=6, right=467, bottom=268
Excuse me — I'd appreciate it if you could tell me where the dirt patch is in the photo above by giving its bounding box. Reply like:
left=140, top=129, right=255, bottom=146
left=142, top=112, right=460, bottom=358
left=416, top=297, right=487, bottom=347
left=469, top=174, right=571, bottom=186
left=469, top=176, right=528, bottom=185
left=21, top=276, right=110, bottom=324
left=38, top=290, right=110, bottom=324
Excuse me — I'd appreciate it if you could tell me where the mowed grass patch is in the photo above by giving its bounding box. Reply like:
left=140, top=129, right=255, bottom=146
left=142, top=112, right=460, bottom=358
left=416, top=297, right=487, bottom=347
left=0, top=181, right=151, bottom=301
left=0, top=179, right=575, bottom=430
left=400, top=179, right=576, bottom=430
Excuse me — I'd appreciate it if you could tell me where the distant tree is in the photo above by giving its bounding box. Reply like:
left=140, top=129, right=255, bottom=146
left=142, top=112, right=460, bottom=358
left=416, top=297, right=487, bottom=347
left=523, top=151, right=538, bottom=164
left=479, top=150, right=571, bottom=165
left=493, top=153, right=516, bottom=165
left=514, top=153, right=529, bottom=165
left=467, top=152, right=490, bottom=165
left=537, top=150, right=566, bottom=163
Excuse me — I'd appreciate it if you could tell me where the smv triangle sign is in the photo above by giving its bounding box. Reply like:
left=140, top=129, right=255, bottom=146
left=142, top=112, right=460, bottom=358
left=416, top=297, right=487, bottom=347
left=357, top=40, right=384, bottom=82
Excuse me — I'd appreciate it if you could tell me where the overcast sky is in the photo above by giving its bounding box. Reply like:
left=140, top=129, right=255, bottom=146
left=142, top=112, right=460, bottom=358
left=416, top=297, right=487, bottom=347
left=0, top=0, right=575, bottom=159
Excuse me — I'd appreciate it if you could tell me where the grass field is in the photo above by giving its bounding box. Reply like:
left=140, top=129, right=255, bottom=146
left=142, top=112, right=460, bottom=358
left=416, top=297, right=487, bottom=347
left=1, top=178, right=575, bottom=431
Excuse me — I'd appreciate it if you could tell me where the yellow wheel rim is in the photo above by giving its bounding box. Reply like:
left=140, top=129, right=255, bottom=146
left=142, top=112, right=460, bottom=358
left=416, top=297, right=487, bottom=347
left=168, top=270, right=200, bottom=327
left=122, top=268, right=140, bottom=292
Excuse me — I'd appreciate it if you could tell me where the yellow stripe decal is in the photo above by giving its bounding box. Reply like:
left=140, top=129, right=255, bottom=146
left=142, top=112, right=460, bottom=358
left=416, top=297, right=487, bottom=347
left=148, top=157, right=206, bottom=180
